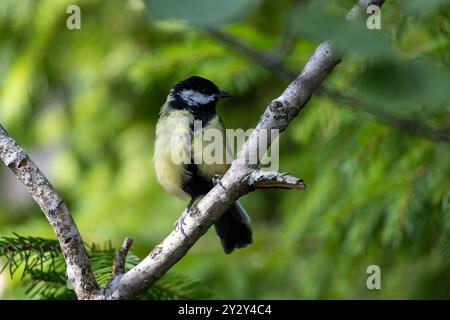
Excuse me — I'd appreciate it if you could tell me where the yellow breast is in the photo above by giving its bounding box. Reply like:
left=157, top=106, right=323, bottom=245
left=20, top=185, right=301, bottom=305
left=154, top=107, right=233, bottom=198
left=153, top=109, right=193, bottom=198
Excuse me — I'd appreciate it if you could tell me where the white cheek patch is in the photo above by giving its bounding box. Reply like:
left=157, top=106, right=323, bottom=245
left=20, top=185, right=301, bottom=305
left=179, top=89, right=216, bottom=106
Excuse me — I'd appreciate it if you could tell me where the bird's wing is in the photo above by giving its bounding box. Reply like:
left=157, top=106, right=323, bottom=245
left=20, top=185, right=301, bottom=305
left=194, top=115, right=232, bottom=179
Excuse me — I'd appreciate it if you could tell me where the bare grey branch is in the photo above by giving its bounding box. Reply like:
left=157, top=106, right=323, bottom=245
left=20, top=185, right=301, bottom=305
left=249, top=171, right=306, bottom=190
left=0, top=124, right=99, bottom=299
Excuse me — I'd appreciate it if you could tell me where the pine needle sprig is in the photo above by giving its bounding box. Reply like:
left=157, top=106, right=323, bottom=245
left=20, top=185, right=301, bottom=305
left=0, top=233, right=61, bottom=279
left=0, top=233, right=210, bottom=300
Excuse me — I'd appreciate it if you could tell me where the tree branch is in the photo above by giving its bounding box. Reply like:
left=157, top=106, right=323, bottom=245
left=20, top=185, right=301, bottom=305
left=249, top=170, right=306, bottom=190
left=113, top=237, right=133, bottom=276
left=110, top=0, right=386, bottom=300
left=106, top=237, right=133, bottom=292
left=0, top=125, right=99, bottom=299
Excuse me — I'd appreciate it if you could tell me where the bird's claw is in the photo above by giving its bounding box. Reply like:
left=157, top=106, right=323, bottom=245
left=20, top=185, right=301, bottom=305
left=212, top=174, right=225, bottom=190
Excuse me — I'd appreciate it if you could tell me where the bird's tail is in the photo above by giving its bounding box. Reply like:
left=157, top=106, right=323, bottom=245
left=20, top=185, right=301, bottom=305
left=214, top=201, right=253, bottom=254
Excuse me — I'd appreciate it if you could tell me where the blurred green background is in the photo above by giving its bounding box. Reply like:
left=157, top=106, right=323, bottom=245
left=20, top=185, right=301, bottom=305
left=0, top=0, right=449, bottom=299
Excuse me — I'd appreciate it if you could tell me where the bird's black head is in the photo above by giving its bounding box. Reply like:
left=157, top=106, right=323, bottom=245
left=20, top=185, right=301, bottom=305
left=169, top=76, right=231, bottom=116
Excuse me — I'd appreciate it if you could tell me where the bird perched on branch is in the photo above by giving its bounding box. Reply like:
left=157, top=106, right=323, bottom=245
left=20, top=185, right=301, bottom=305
left=153, top=76, right=252, bottom=254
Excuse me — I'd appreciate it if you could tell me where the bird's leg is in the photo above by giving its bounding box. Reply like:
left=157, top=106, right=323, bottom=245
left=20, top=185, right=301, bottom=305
left=212, top=174, right=226, bottom=190
left=174, top=198, right=195, bottom=236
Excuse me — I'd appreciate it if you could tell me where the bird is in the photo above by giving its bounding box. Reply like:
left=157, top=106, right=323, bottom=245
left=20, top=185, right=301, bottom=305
left=153, top=76, right=252, bottom=254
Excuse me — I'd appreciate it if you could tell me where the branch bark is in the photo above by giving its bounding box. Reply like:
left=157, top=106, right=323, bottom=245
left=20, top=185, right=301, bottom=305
left=0, top=0, right=388, bottom=300
left=249, top=170, right=306, bottom=190
left=113, top=237, right=133, bottom=276
left=0, top=125, right=99, bottom=300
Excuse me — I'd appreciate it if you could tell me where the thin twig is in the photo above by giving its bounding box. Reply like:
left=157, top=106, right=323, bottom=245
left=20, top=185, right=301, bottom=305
left=249, top=171, right=306, bottom=190
left=112, top=237, right=133, bottom=276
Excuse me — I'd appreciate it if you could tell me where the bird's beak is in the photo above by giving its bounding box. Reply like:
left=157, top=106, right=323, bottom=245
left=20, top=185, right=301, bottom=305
left=217, top=91, right=232, bottom=98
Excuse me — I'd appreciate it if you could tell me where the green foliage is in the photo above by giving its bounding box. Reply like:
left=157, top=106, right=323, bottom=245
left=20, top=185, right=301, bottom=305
left=0, top=234, right=208, bottom=299
left=355, top=59, right=450, bottom=113
left=0, top=233, right=62, bottom=280
left=289, top=0, right=392, bottom=58
left=147, top=0, right=258, bottom=27
left=0, top=0, right=449, bottom=299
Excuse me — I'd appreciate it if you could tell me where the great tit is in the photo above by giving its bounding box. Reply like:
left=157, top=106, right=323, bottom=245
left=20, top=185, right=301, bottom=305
left=153, top=76, right=252, bottom=254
